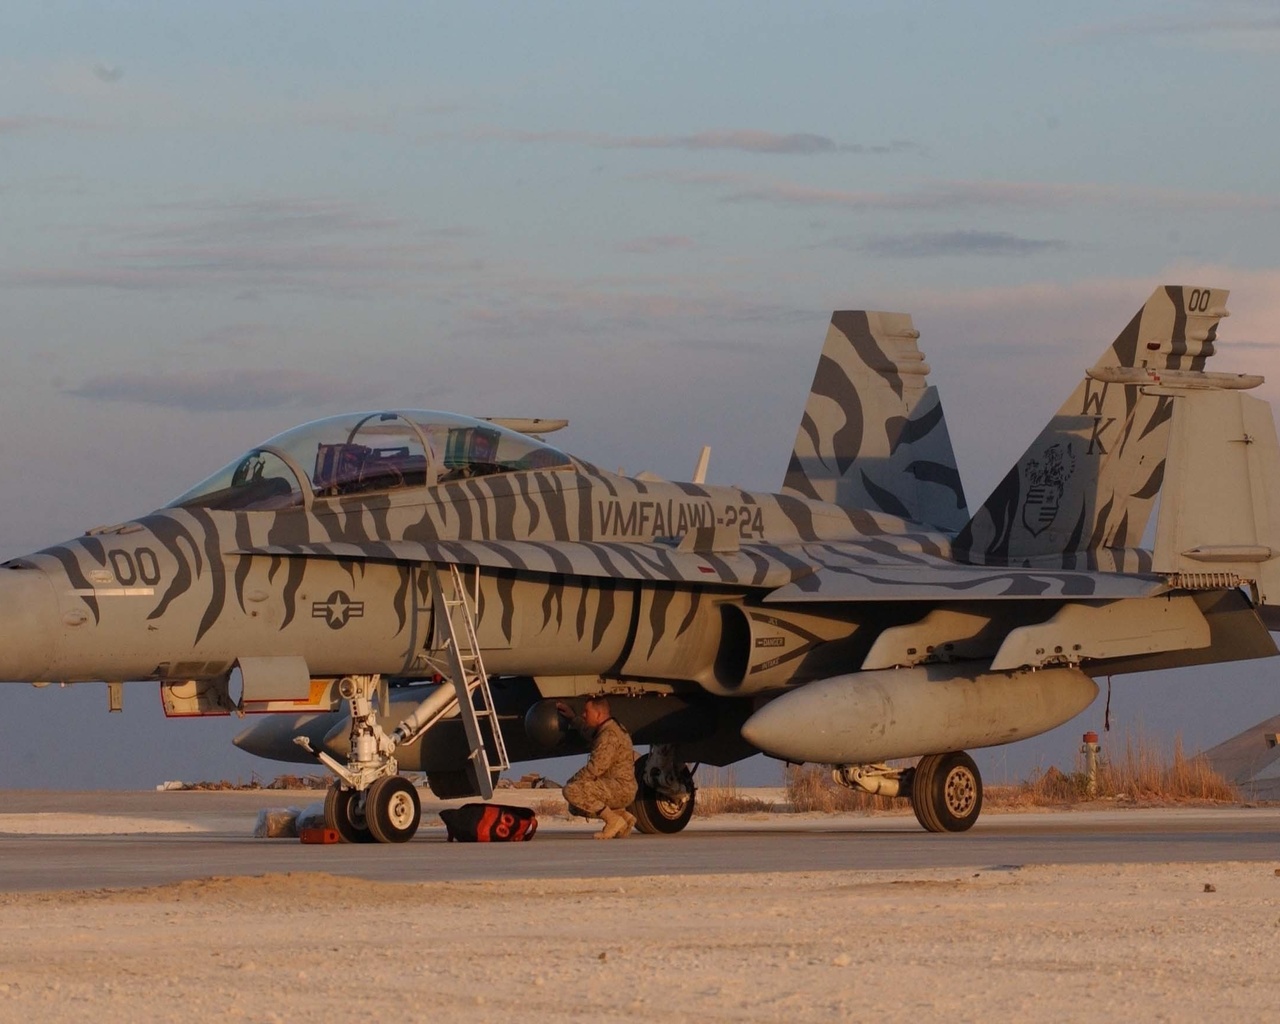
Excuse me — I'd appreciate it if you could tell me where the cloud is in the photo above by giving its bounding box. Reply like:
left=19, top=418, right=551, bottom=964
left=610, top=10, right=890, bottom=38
left=191, top=324, right=281, bottom=351
left=66, top=368, right=388, bottom=412
left=859, top=230, right=1068, bottom=258
left=1061, top=12, right=1280, bottom=47
left=298, top=100, right=462, bottom=134
left=29, top=56, right=462, bottom=132
left=135, top=198, right=402, bottom=243
left=631, top=169, right=751, bottom=188
left=613, top=235, right=697, bottom=255
left=839, top=140, right=924, bottom=156
left=424, top=224, right=484, bottom=239
left=2, top=196, right=484, bottom=295
left=455, top=278, right=804, bottom=339
left=5, top=245, right=482, bottom=294
left=649, top=169, right=1247, bottom=212
left=617, top=130, right=840, bottom=155
left=475, top=127, right=918, bottom=157
left=0, top=115, right=85, bottom=135
left=718, top=178, right=1280, bottom=212
left=5, top=268, right=187, bottom=291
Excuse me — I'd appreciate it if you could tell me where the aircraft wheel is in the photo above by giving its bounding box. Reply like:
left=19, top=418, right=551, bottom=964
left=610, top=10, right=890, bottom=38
left=325, top=786, right=376, bottom=844
left=629, top=760, right=695, bottom=835
left=911, top=751, right=982, bottom=833
left=366, top=776, right=421, bottom=844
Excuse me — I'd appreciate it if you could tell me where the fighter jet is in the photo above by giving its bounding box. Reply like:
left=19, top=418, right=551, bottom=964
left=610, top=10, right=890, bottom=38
left=4, top=285, right=1278, bottom=842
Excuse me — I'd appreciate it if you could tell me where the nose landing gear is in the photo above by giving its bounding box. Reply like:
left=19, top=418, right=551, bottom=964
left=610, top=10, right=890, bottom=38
left=365, top=775, right=422, bottom=844
left=296, top=674, right=422, bottom=844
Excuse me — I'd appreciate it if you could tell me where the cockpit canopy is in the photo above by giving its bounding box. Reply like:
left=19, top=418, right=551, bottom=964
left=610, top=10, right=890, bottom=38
left=170, top=411, right=574, bottom=512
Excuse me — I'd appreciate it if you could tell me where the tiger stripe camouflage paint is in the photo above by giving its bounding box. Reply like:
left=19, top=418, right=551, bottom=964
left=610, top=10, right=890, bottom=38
left=0, top=286, right=1272, bottom=715
left=782, top=310, right=969, bottom=534
left=953, top=286, right=1230, bottom=569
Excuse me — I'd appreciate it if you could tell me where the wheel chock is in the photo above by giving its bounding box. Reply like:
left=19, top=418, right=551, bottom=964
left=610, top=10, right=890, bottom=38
left=299, top=827, right=341, bottom=845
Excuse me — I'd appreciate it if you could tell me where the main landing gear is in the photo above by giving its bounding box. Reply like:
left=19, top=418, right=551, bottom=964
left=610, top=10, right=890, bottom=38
left=910, top=751, right=982, bottom=833
left=630, top=745, right=697, bottom=834
left=833, top=750, right=983, bottom=833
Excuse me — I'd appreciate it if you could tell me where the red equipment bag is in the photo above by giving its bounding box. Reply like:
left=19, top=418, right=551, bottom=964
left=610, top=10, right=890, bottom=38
left=439, top=803, right=538, bottom=842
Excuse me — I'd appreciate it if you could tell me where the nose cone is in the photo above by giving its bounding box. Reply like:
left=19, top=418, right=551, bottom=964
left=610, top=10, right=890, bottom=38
left=0, top=566, right=59, bottom=680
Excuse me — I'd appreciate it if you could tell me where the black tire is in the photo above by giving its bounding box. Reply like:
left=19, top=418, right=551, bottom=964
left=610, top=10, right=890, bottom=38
left=366, top=776, right=421, bottom=844
left=324, top=786, right=375, bottom=844
left=910, top=755, right=942, bottom=832
left=910, top=751, right=982, bottom=833
left=629, top=758, right=695, bottom=835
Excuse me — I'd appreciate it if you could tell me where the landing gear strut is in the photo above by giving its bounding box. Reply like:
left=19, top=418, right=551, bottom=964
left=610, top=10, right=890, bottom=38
left=295, top=674, right=422, bottom=844
left=832, top=751, right=983, bottom=833
left=302, top=567, right=507, bottom=843
left=630, top=745, right=696, bottom=834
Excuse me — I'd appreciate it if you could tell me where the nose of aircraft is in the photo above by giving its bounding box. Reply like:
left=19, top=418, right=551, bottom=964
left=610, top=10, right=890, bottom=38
left=0, top=565, right=59, bottom=681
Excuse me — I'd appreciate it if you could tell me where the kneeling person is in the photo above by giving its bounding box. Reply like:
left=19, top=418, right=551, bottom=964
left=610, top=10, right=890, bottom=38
left=558, top=696, right=638, bottom=839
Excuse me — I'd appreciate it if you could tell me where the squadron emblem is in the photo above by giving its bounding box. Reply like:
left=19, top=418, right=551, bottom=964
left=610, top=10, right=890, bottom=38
left=1020, top=443, right=1075, bottom=537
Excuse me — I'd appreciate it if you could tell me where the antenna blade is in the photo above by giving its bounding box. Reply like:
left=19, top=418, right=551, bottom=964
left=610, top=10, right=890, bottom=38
left=692, top=445, right=711, bottom=484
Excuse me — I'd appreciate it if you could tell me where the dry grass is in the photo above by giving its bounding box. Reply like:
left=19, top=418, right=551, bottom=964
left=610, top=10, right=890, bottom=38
left=783, top=764, right=906, bottom=814
left=1097, top=733, right=1238, bottom=803
left=993, top=732, right=1239, bottom=808
left=693, top=768, right=776, bottom=816
left=986, top=766, right=1090, bottom=809
left=777, top=732, right=1239, bottom=816
left=529, top=796, right=570, bottom=818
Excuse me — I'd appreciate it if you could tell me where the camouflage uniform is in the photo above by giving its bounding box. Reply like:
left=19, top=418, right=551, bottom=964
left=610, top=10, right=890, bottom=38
left=563, top=718, right=638, bottom=816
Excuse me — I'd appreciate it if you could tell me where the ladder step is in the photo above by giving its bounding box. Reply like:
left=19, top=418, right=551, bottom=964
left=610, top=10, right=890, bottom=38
left=425, top=563, right=510, bottom=785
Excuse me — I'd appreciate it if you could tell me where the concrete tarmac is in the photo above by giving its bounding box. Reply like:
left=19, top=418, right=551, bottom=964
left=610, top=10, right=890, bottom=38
left=0, top=790, right=1276, bottom=892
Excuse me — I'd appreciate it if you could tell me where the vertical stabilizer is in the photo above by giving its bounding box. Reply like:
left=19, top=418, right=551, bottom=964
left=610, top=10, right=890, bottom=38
left=954, top=285, right=1230, bottom=569
left=782, top=310, right=968, bottom=533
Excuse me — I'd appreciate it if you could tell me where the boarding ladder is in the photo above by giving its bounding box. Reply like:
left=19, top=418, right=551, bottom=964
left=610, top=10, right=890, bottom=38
left=426, top=562, right=509, bottom=799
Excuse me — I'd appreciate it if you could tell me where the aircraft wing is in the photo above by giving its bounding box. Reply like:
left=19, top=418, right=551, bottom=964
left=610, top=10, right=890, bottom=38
left=763, top=554, right=1169, bottom=602
left=235, top=538, right=816, bottom=589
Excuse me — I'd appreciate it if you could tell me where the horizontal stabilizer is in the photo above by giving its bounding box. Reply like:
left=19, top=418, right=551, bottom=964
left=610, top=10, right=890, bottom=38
left=1203, top=713, right=1280, bottom=801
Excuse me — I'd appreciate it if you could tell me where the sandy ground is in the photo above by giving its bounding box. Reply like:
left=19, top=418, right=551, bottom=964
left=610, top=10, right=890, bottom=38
left=0, top=814, right=204, bottom=834
left=1, top=861, right=1277, bottom=1022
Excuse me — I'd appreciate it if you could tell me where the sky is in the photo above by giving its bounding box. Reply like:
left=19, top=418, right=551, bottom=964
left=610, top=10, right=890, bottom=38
left=2, top=1, right=1280, bottom=789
